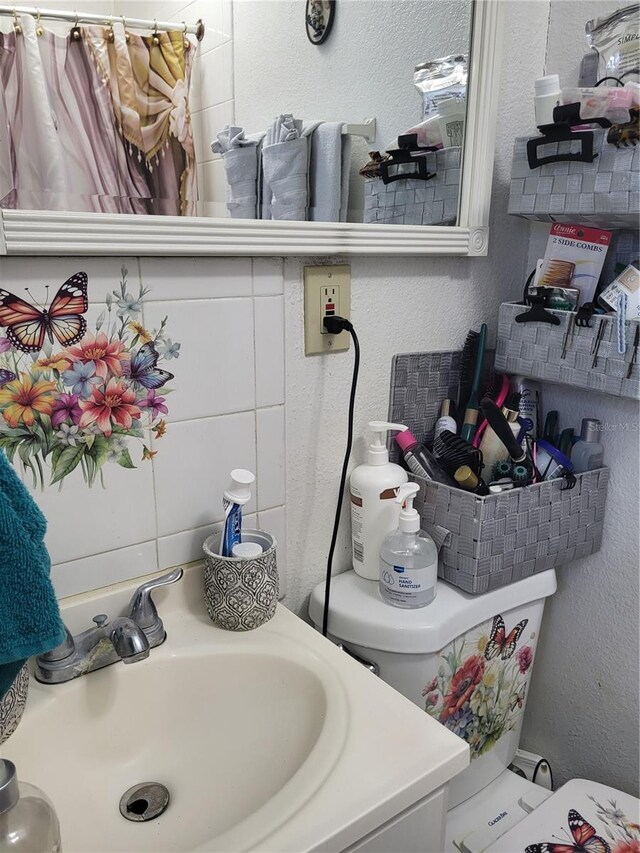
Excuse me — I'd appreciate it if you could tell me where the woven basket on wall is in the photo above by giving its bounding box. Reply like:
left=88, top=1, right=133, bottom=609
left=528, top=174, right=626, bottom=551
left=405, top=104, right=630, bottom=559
left=495, top=303, right=640, bottom=400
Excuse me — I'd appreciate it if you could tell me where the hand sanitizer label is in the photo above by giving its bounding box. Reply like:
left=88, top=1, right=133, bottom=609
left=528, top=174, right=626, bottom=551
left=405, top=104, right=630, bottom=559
left=379, top=557, right=436, bottom=608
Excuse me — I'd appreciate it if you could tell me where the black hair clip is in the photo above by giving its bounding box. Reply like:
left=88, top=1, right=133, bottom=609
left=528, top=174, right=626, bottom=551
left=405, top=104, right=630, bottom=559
left=379, top=134, right=438, bottom=185
left=515, top=293, right=561, bottom=326
left=561, top=471, right=577, bottom=491
left=527, top=103, right=612, bottom=170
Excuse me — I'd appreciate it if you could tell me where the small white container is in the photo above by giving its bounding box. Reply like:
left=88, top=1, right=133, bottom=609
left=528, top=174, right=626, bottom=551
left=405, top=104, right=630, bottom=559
left=433, top=399, right=457, bottom=440
left=571, top=419, right=604, bottom=473
left=437, top=97, right=466, bottom=148
left=534, top=75, right=561, bottom=126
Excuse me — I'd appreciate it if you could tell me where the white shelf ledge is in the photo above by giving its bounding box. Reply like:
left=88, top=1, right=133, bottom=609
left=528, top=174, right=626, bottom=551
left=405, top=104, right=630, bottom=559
left=0, top=210, right=489, bottom=257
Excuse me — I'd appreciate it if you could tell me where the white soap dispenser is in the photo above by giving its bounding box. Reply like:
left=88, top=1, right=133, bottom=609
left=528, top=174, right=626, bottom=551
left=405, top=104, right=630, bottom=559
left=379, top=483, right=438, bottom=609
left=350, top=421, right=409, bottom=580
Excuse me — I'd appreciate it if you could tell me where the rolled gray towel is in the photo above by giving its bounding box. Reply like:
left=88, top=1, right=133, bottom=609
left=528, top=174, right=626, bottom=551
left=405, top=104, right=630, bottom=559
left=212, top=126, right=265, bottom=219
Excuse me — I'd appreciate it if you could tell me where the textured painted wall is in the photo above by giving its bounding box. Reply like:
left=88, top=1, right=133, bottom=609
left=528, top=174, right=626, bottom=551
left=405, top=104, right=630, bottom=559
left=520, top=0, right=640, bottom=797
left=282, top=0, right=551, bottom=611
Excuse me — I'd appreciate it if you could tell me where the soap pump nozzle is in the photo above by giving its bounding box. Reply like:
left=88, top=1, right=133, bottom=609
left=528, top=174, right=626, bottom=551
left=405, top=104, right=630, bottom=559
left=367, top=421, right=408, bottom=466
left=395, top=482, right=421, bottom=533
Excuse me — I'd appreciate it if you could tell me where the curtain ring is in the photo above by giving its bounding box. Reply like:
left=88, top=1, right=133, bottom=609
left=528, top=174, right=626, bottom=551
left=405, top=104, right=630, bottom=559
left=182, top=20, right=190, bottom=49
left=121, top=15, right=130, bottom=43
left=71, top=10, right=81, bottom=41
left=152, top=18, right=160, bottom=46
left=107, top=16, right=114, bottom=42
left=35, top=8, right=44, bottom=36
left=12, top=8, right=22, bottom=35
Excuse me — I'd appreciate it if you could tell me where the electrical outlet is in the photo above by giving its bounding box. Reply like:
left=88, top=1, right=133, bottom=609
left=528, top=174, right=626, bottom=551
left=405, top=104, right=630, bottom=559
left=303, top=265, right=351, bottom=355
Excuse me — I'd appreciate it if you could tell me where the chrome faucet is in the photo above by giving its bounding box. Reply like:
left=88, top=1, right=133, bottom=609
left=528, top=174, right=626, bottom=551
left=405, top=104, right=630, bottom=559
left=35, top=568, right=183, bottom=684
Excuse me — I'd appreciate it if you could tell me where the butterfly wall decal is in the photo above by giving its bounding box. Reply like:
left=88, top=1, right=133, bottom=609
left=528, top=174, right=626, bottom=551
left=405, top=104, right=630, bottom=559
left=125, top=341, right=174, bottom=390
left=0, top=272, right=88, bottom=353
left=484, top=614, right=529, bottom=661
left=525, top=808, right=611, bottom=853
left=0, top=369, right=16, bottom=386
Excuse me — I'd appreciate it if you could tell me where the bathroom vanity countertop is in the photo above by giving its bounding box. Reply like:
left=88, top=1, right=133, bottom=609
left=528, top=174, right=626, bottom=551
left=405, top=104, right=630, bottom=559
left=5, top=564, right=468, bottom=852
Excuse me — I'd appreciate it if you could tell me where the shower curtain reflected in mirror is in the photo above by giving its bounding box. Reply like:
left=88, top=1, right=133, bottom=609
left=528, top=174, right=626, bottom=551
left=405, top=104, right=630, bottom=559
left=0, top=15, right=197, bottom=215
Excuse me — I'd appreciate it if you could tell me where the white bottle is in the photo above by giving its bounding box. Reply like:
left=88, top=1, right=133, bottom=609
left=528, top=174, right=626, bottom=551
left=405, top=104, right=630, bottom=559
left=379, top=483, right=438, bottom=609
left=350, top=421, right=409, bottom=580
left=534, top=74, right=561, bottom=126
left=434, top=399, right=456, bottom=440
left=437, top=97, right=466, bottom=147
left=511, top=375, right=541, bottom=440
left=571, top=418, right=604, bottom=473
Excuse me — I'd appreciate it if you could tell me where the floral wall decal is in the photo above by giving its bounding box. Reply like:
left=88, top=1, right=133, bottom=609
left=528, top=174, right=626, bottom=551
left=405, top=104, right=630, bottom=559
left=422, top=613, right=537, bottom=760
left=0, top=268, right=180, bottom=489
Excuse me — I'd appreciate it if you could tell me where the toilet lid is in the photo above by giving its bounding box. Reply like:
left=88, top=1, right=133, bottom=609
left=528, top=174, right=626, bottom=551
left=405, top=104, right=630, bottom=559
left=309, top=569, right=557, bottom=654
left=491, top=778, right=640, bottom=852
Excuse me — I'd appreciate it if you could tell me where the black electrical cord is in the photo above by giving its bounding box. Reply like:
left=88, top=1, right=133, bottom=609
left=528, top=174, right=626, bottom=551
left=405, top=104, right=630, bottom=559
left=321, top=316, right=360, bottom=637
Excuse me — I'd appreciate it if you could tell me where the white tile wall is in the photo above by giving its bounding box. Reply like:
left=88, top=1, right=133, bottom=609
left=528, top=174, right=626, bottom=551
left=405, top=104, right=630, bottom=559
left=4, top=257, right=287, bottom=600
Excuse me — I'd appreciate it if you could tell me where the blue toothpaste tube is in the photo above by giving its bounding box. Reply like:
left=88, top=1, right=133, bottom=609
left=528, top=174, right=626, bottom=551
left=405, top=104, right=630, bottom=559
left=220, top=469, right=255, bottom=556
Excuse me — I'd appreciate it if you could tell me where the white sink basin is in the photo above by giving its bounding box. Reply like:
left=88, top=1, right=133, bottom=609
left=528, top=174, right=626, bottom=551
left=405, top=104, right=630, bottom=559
left=4, top=635, right=347, bottom=851
left=1, top=565, right=467, bottom=852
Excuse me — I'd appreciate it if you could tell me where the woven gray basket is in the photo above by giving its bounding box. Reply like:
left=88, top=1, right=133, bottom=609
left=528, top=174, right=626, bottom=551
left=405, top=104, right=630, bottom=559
left=508, top=129, right=640, bottom=228
left=364, top=147, right=461, bottom=226
left=388, top=350, right=609, bottom=594
left=495, top=302, right=640, bottom=400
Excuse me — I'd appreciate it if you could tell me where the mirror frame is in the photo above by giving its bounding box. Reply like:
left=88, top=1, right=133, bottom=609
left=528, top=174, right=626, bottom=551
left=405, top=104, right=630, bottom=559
left=0, top=0, right=503, bottom=259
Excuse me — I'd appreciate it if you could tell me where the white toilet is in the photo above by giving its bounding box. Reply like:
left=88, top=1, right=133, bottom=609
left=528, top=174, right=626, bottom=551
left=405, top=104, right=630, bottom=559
left=309, top=570, right=640, bottom=852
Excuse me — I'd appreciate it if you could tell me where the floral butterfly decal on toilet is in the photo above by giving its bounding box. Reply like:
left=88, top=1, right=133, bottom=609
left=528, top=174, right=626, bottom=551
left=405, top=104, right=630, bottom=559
left=0, top=267, right=180, bottom=488
left=524, top=797, right=640, bottom=853
left=422, top=613, right=535, bottom=761
left=525, top=809, right=611, bottom=853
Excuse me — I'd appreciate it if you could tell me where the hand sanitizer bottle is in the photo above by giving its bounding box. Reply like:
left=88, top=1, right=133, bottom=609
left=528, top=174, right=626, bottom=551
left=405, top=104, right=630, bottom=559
left=0, top=760, right=61, bottom=852
left=379, top=483, right=438, bottom=609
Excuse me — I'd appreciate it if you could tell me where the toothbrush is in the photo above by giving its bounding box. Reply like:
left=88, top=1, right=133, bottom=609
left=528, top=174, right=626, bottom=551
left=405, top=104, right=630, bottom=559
left=460, top=324, right=487, bottom=443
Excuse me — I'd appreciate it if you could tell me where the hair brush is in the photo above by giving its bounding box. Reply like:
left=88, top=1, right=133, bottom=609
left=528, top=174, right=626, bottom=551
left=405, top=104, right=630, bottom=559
left=433, top=429, right=483, bottom=477
left=459, top=324, right=487, bottom=443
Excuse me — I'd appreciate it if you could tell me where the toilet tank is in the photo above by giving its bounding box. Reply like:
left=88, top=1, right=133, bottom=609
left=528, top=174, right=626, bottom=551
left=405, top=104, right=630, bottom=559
left=309, top=570, right=557, bottom=809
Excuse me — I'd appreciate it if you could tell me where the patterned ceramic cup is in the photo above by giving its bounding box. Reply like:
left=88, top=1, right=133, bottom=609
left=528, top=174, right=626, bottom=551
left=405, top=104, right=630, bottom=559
left=203, top=529, right=278, bottom=631
left=0, top=663, right=29, bottom=745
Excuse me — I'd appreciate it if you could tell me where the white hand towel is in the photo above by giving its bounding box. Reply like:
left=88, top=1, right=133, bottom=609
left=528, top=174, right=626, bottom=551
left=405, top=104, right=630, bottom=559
left=308, top=122, right=351, bottom=222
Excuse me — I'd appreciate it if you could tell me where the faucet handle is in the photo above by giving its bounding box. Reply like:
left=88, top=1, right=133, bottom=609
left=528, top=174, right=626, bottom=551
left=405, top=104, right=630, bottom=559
left=128, top=568, right=183, bottom=644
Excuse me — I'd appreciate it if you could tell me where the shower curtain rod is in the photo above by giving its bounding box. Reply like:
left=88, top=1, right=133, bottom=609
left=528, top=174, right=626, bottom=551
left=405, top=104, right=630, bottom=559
left=0, top=4, right=205, bottom=39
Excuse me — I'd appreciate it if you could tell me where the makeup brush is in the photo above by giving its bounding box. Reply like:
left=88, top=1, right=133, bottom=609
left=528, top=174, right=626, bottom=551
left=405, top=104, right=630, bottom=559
left=460, top=324, right=487, bottom=443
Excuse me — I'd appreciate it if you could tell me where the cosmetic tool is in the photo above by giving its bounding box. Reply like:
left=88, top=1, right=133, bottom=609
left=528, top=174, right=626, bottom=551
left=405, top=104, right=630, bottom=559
left=626, top=324, right=639, bottom=379
left=433, top=430, right=483, bottom=476
left=460, top=323, right=487, bottom=443
left=480, top=397, right=533, bottom=482
left=591, top=318, right=606, bottom=368
left=472, top=373, right=510, bottom=448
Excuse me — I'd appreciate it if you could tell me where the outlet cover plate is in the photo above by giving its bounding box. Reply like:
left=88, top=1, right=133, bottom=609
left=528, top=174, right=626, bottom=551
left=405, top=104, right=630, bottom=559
left=303, top=265, right=351, bottom=355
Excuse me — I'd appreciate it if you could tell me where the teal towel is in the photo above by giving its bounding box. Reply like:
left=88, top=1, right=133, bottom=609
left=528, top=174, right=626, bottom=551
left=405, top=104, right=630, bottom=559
left=0, top=451, right=65, bottom=699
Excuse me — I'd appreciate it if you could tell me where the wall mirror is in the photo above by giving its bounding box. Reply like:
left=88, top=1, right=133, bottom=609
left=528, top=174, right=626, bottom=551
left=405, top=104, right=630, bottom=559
left=0, top=0, right=504, bottom=257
